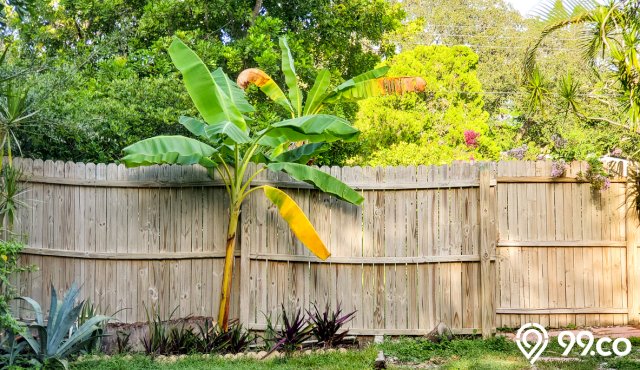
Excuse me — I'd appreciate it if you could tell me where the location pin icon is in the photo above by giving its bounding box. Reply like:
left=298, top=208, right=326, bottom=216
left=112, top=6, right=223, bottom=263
left=516, top=323, right=549, bottom=364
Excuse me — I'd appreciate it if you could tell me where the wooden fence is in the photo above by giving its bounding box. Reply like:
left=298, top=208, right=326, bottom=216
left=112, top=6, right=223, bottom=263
left=9, top=158, right=639, bottom=336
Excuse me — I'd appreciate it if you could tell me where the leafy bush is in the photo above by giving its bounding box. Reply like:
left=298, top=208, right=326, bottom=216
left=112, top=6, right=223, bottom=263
left=307, top=303, right=355, bottom=347
left=18, top=283, right=112, bottom=369
left=0, top=329, right=33, bottom=369
left=0, top=239, right=31, bottom=334
left=349, top=45, right=514, bottom=166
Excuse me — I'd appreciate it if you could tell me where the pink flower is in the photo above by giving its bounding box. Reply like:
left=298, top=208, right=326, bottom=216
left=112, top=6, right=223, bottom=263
left=464, top=130, right=480, bottom=148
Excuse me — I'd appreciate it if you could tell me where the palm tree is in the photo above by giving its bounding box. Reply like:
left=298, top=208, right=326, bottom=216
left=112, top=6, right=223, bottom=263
left=525, top=0, right=640, bottom=130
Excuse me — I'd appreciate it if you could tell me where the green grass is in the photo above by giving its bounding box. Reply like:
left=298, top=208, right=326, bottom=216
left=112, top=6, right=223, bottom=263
left=71, top=348, right=379, bottom=370
left=69, top=336, right=640, bottom=370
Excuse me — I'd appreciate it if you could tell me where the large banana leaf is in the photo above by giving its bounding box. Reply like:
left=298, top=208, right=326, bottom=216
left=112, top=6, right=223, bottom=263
left=263, top=185, right=330, bottom=260
left=271, top=114, right=359, bottom=138
left=169, top=38, right=247, bottom=130
left=279, top=37, right=303, bottom=116
left=303, top=69, right=331, bottom=115
left=236, top=68, right=294, bottom=114
left=323, top=66, right=390, bottom=104
left=267, top=162, right=364, bottom=205
left=259, top=127, right=356, bottom=147
left=273, top=142, right=325, bottom=163
left=122, top=135, right=217, bottom=168
left=211, top=68, right=255, bottom=114
left=179, top=116, right=208, bottom=139
left=204, top=121, right=251, bottom=144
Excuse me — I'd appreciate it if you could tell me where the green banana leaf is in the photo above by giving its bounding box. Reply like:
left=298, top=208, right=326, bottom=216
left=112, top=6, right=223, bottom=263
left=303, top=69, right=331, bottom=115
left=267, top=162, right=364, bottom=205
left=323, top=66, right=390, bottom=104
left=211, top=68, right=255, bottom=114
left=122, top=135, right=217, bottom=168
left=273, top=142, right=325, bottom=163
left=279, top=37, right=303, bottom=116
left=168, top=38, right=247, bottom=130
left=259, top=127, right=355, bottom=146
left=271, top=114, right=358, bottom=136
left=179, top=116, right=208, bottom=139
left=204, top=121, right=251, bottom=144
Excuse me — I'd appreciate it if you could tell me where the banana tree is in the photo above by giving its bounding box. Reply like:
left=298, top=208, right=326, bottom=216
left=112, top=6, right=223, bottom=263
left=237, top=38, right=427, bottom=118
left=121, top=38, right=365, bottom=331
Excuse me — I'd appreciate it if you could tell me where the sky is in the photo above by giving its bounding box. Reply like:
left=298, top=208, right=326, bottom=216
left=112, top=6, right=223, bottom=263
left=504, top=0, right=541, bottom=16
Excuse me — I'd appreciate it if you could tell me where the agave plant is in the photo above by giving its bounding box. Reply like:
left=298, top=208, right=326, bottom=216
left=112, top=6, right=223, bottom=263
left=17, top=283, right=111, bottom=369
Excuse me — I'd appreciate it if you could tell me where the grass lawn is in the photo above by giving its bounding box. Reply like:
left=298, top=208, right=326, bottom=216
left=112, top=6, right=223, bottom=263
left=70, top=336, right=640, bottom=369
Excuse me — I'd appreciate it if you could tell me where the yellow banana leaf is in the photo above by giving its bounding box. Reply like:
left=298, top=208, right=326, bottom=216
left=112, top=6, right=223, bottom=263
left=236, top=68, right=294, bottom=114
left=263, top=185, right=330, bottom=260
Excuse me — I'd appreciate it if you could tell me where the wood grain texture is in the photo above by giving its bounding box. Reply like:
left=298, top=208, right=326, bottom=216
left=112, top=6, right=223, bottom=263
left=9, top=158, right=632, bottom=334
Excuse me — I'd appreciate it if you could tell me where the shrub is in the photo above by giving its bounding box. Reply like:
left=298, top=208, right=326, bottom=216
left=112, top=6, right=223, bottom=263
left=0, top=239, right=31, bottom=334
left=265, top=305, right=313, bottom=357
left=307, top=302, right=355, bottom=347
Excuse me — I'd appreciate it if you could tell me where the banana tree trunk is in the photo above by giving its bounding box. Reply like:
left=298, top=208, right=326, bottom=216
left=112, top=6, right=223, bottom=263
left=217, top=207, right=240, bottom=331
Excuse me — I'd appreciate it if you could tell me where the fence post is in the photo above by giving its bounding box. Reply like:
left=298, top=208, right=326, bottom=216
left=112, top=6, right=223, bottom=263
left=479, top=165, right=494, bottom=338
left=626, top=180, right=640, bottom=324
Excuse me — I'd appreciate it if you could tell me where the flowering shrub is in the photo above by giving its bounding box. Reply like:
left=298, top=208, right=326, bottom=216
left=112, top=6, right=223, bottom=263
left=464, top=130, right=480, bottom=148
left=551, top=133, right=567, bottom=149
left=577, top=155, right=611, bottom=192
left=506, top=145, right=528, bottom=160
left=551, top=160, right=567, bottom=178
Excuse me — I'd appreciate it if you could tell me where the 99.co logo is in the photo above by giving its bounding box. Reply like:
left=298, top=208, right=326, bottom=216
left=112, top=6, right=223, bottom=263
left=516, top=323, right=632, bottom=364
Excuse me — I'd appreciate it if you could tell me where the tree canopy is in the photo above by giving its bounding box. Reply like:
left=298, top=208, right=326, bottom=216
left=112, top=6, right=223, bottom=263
left=6, top=0, right=403, bottom=162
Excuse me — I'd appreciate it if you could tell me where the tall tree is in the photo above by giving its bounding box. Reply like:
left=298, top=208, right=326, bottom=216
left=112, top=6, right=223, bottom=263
left=7, top=0, right=404, bottom=162
left=525, top=0, right=640, bottom=131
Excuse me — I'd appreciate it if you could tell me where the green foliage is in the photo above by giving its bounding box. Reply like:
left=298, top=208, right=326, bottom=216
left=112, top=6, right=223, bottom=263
left=6, top=0, right=403, bottom=163
left=306, top=303, right=355, bottom=347
left=0, top=166, right=28, bottom=231
left=267, top=305, right=313, bottom=355
left=18, top=283, right=112, bottom=369
left=577, top=154, right=611, bottom=192
left=349, top=45, right=516, bottom=166
left=123, top=37, right=363, bottom=330
left=379, top=336, right=518, bottom=363
left=0, top=239, right=30, bottom=334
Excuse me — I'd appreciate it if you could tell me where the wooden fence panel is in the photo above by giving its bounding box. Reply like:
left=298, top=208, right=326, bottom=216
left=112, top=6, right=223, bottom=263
left=495, top=160, right=631, bottom=329
left=13, top=157, right=637, bottom=333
